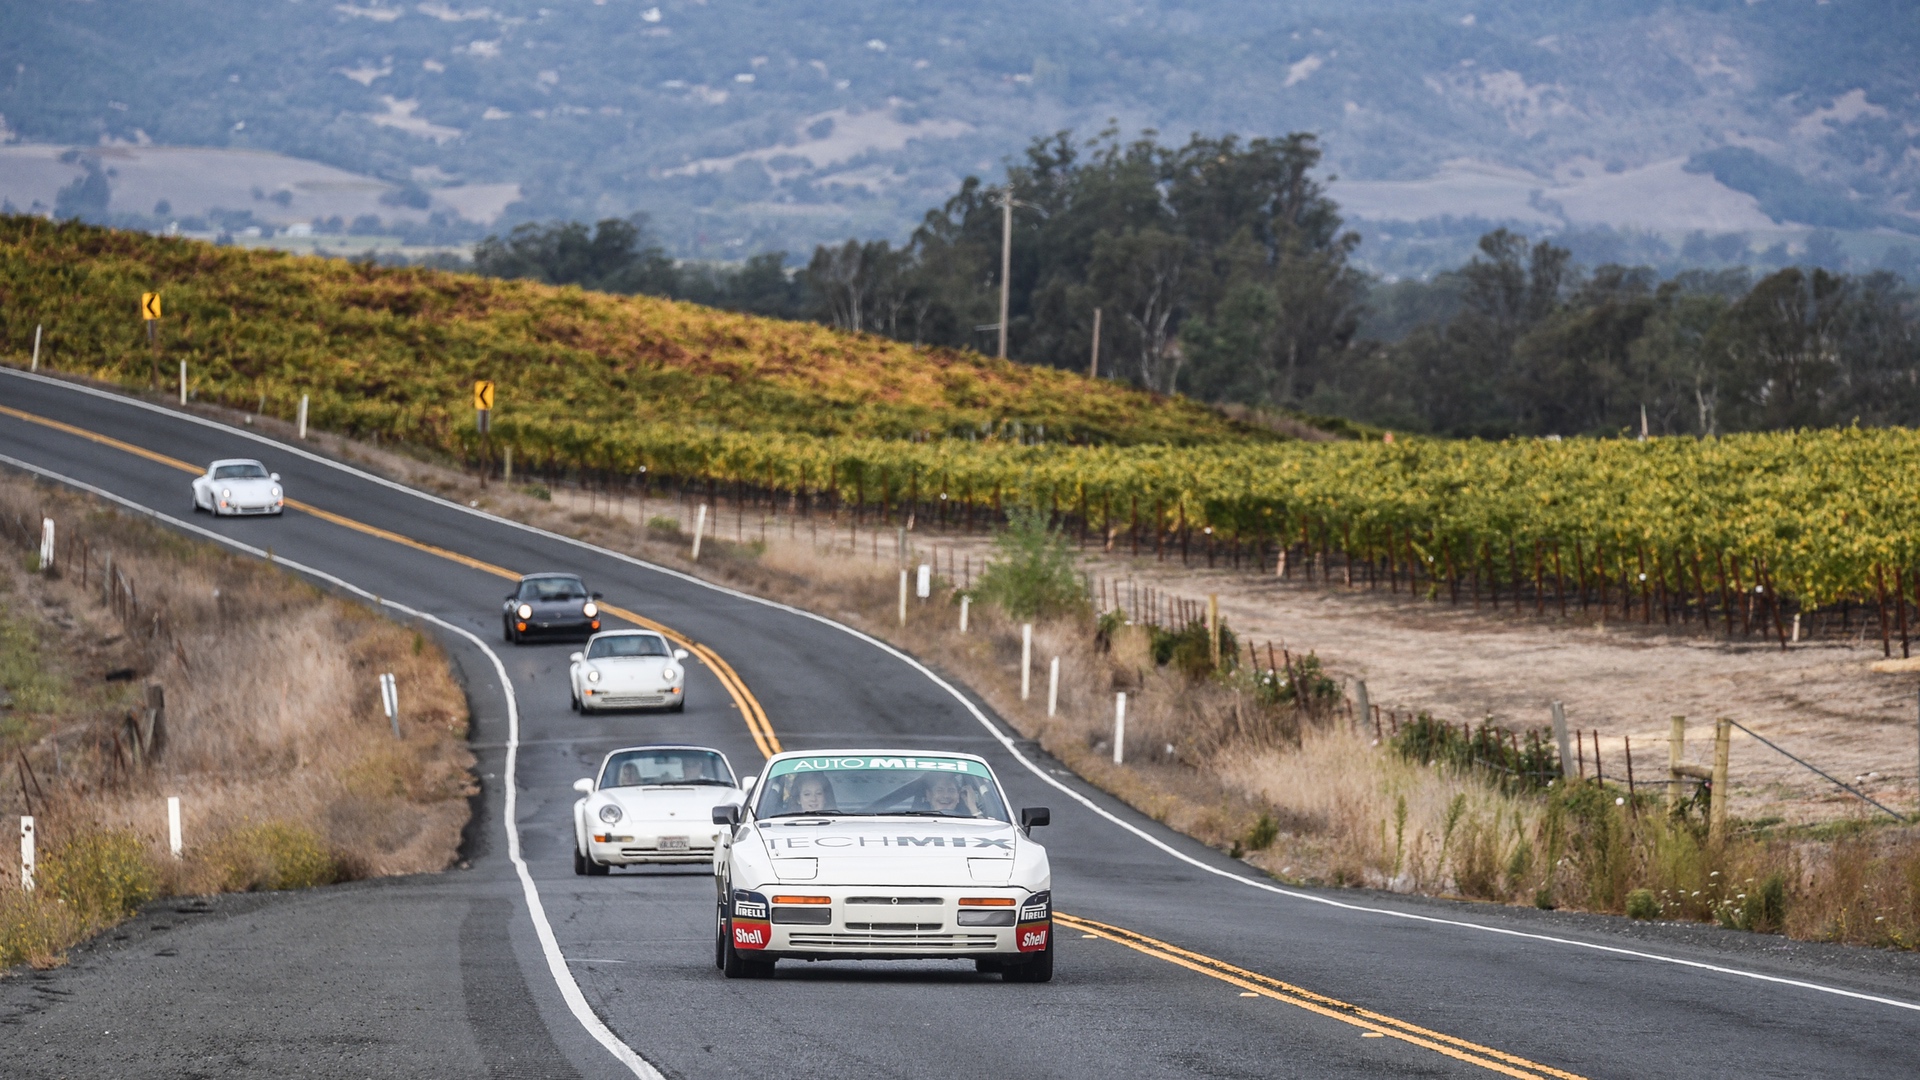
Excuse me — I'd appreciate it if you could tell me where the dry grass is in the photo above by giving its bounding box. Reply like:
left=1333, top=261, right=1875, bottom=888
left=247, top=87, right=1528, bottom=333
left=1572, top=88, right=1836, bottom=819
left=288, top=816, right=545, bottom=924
left=0, top=474, right=473, bottom=968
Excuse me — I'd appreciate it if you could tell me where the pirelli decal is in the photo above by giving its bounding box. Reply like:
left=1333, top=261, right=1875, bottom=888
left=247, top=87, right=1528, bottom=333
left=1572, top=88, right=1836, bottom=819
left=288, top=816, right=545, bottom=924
left=766, top=835, right=1012, bottom=850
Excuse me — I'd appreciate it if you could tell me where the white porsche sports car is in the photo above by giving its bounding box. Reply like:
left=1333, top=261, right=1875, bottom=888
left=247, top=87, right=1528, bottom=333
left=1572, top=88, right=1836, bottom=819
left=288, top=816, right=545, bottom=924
left=191, top=459, right=284, bottom=516
left=711, top=750, right=1053, bottom=981
left=568, top=630, right=689, bottom=712
left=572, top=745, right=746, bottom=875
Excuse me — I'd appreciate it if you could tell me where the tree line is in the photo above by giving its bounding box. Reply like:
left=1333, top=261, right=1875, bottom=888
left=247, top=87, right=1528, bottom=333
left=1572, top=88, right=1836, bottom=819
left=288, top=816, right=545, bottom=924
left=474, top=130, right=1920, bottom=439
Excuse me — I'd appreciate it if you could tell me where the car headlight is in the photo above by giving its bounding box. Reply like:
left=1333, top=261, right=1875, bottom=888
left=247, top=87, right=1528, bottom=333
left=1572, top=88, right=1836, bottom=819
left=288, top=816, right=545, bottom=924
left=517, top=603, right=533, bottom=619
left=271, top=486, right=282, bottom=499
left=598, top=803, right=622, bottom=824
left=221, top=488, right=232, bottom=498
left=586, top=669, right=600, bottom=683
left=581, top=601, right=598, bottom=618
left=661, top=666, right=680, bottom=681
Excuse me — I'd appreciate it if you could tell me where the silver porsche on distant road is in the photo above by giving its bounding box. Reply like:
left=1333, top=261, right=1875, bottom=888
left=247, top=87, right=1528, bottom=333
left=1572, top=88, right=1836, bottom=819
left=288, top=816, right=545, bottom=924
left=568, top=629, right=688, bottom=712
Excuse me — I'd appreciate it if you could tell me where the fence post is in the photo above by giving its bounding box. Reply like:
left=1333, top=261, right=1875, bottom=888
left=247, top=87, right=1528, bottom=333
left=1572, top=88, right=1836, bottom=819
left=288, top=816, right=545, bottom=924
left=19, top=816, right=33, bottom=892
left=959, top=595, right=970, bottom=634
left=380, top=672, right=400, bottom=738
left=1207, top=593, right=1220, bottom=669
left=1710, top=718, right=1731, bottom=845
left=1551, top=701, right=1573, bottom=779
left=1020, top=624, right=1032, bottom=701
left=1047, top=657, right=1060, bottom=718
left=1113, top=693, right=1127, bottom=765
left=167, top=796, right=183, bottom=858
left=1668, top=715, right=1685, bottom=811
left=691, top=503, right=708, bottom=561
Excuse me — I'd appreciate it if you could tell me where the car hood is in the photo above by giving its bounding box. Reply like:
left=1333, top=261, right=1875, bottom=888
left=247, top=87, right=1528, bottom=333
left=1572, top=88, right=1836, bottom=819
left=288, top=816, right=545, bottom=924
left=600, top=785, right=740, bottom=820
left=754, top=817, right=1022, bottom=887
left=218, top=478, right=277, bottom=497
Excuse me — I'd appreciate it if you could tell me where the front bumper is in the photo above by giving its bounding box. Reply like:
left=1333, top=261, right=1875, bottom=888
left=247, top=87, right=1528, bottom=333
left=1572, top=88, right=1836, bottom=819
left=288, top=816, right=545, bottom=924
left=727, top=886, right=1051, bottom=960
left=512, top=616, right=600, bottom=638
left=589, top=828, right=720, bottom=865
left=217, top=500, right=282, bottom=516
left=582, top=685, right=682, bottom=710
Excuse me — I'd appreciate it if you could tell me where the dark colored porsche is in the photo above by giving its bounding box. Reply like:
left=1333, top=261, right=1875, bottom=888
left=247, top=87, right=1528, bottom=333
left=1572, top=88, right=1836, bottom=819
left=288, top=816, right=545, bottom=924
left=502, top=573, right=603, bottom=643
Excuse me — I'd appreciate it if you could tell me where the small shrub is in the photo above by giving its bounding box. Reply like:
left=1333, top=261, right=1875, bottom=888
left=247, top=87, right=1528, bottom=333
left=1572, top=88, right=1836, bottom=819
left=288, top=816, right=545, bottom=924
left=520, top=483, right=552, bottom=501
left=209, top=822, right=341, bottom=891
left=646, top=515, right=684, bottom=540
left=1252, top=651, right=1339, bottom=707
left=0, top=889, right=80, bottom=969
left=1151, top=619, right=1233, bottom=680
left=1720, top=872, right=1788, bottom=934
left=1244, top=813, right=1279, bottom=852
left=974, top=507, right=1087, bottom=620
left=1626, top=888, right=1660, bottom=920
left=41, top=830, right=155, bottom=926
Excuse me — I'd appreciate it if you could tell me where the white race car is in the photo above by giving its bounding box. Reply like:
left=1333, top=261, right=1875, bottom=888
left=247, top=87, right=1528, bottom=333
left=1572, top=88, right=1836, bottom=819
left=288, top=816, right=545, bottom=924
left=711, top=750, right=1053, bottom=981
left=568, top=630, right=688, bottom=712
left=191, top=459, right=284, bottom=516
left=572, top=745, right=746, bottom=875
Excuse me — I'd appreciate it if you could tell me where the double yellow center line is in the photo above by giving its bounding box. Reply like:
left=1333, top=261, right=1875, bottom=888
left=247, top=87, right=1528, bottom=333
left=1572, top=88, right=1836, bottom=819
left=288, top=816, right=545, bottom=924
left=2, top=398, right=1584, bottom=1079
left=0, top=403, right=782, bottom=757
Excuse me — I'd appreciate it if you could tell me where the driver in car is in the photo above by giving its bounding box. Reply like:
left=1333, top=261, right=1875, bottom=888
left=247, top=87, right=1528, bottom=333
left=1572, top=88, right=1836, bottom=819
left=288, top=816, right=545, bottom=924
left=916, top=773, right=981, bottom=817
left=788, top=774, right=837, bottom=814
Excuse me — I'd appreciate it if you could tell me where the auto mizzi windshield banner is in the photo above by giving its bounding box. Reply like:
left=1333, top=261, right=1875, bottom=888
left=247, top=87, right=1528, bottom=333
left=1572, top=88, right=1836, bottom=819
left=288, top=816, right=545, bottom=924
left=768, top=755, right=989, bottom=777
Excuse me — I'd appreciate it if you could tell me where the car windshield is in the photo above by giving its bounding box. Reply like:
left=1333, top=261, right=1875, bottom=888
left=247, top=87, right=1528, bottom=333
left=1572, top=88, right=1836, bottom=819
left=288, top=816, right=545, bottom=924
left=588, top=634, right=670, bottom=659
left=519, top=577, right=587, bottom=601
left=212, top=463, right=269, bottom=480
left=599, top=749, right=735, bottom=788
left=754, top=755, right=1010, bottom=822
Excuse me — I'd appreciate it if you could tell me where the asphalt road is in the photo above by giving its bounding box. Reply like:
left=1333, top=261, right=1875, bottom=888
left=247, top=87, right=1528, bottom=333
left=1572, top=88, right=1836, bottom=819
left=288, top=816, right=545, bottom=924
left=2, top=367, right=1918, bottom=1080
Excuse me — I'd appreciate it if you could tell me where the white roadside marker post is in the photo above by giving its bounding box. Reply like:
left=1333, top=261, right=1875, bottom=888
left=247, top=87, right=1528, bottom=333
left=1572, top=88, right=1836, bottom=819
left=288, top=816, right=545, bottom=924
left=1047, top=657, right=1060, bottom=717
left=959, top=595, right=970, bottom=633
left=1020, top=623, right=1033, bottom=701
left=898, top=569, right=908, bottom=626
left=31, top=324, right=41, bottom=372
left=297, top=394, right=309, bottom=440
left=179, top=360, right=188, bottom=405
left=690, top=504, right=708, bottom=561
left=380, top=672, right=400, bottom=738
left=916, top=563, right=931, bottom=600
left=19, top=817, right=33, bottom=892
left=38, top=518, right=54, bottom=573
left=1113, top=693, right=1127, bottom=765
left=167, top=797, right=183, bottom=859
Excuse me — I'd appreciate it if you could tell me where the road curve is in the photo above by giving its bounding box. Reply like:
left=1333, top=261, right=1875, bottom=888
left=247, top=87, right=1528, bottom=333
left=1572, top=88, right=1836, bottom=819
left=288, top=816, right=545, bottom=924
left=2, top=367, right=1918, bottom=1080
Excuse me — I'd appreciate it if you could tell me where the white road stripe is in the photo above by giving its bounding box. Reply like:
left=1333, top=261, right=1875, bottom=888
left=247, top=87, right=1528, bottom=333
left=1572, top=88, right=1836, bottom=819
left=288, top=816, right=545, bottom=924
left=0, top=452, right=666, bottom=1079
left=8, top=366, right=1918, bottom=1016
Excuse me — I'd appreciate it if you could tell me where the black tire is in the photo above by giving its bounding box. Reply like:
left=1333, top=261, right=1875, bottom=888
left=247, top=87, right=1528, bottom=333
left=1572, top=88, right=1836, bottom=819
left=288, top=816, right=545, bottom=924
left=669, top=698, right=686, bottom=713
left=719, top=914, right=775, bottom=979
left=502, top=620, right=515, bottom=644
left=714, top=907, right=728, bottom=970
left=573, top=845, right=588, bottom=876
left=585, top=855, right=610, bottom=877
left=570, top=692, right=581, bottom=713
left=973, top=958, right=1003, bottom=975
left=1003, top=936, right=1054, bottom=983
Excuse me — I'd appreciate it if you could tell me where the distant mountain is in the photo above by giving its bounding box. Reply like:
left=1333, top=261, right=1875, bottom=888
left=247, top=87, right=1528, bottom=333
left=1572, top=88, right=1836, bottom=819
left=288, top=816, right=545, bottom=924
left=2, top=1, right=1914, bottom=264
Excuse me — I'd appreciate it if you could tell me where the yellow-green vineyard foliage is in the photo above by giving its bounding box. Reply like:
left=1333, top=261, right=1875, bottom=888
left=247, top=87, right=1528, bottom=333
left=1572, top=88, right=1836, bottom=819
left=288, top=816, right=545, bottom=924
left=4, top=218, right=1917, bottom=612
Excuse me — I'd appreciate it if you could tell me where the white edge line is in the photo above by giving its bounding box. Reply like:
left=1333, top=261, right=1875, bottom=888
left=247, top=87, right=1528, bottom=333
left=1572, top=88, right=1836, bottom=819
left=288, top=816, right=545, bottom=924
left=0, top=452, right=666, bottom=1080
left=9, top=365, right=1920, bottom=1016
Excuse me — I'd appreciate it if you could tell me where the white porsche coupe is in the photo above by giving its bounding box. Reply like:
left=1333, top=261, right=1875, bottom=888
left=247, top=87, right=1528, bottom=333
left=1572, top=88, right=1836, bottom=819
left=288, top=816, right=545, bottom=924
left=572, top=745, right=746, bottom=875
left=568, top=630, right=688, bottom=712
left=711, top=750, right=1053, bottom=981
left=191, top=459, right=284, bottom=516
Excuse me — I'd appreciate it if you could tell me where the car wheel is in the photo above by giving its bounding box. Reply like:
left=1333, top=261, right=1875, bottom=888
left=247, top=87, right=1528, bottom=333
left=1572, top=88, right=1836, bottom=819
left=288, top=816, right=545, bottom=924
left=570, top=692, right=581, bottom=713
left=573, top=845, right=588, bottom=876
left=714, top=906, right=728, bottom=970
left=1003, top=936, right=1054, bottom=983
left=974, top=958, right=1003, bottom=975
left=719, top=914, right=775, bottom=979
left=585, top=854, right=610, bottom=877
left=669, top=698, right=686, bottom=714
left=502, top=620, right=516, bottom=644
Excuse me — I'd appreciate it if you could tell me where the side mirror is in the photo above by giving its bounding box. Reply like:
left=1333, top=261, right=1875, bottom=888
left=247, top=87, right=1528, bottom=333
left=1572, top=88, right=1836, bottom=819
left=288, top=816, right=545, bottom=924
left=1020, top=807, right=1050, bottom=830
left=573, top=778, right=593, bottom=794
left=569, top=652, right=584, bottom=663
left=673, top=648, right=689, bottom=661
left=712, top=804, right=741, bottom=827
left=592, top=591, right=604, bottom=600
left=269, top=472, right=281, bottom=482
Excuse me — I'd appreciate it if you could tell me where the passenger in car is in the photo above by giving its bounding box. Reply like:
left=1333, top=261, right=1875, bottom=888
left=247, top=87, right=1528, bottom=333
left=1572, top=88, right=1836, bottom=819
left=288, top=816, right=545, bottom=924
left=792, top=774, right=837, bottom=814
left=917, top=774, right=981, bottom=817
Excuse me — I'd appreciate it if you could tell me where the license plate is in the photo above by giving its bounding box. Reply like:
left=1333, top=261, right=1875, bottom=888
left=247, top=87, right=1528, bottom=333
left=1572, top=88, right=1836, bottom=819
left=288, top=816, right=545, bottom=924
left=659, top=837, right=688, bottom=852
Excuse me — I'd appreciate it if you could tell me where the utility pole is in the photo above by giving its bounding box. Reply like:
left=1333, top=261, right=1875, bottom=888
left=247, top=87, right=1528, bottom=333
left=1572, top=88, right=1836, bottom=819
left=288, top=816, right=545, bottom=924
left=1089, top=307, right=1102, bottom=379
left=997, top=188, right=1013, bottom=360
